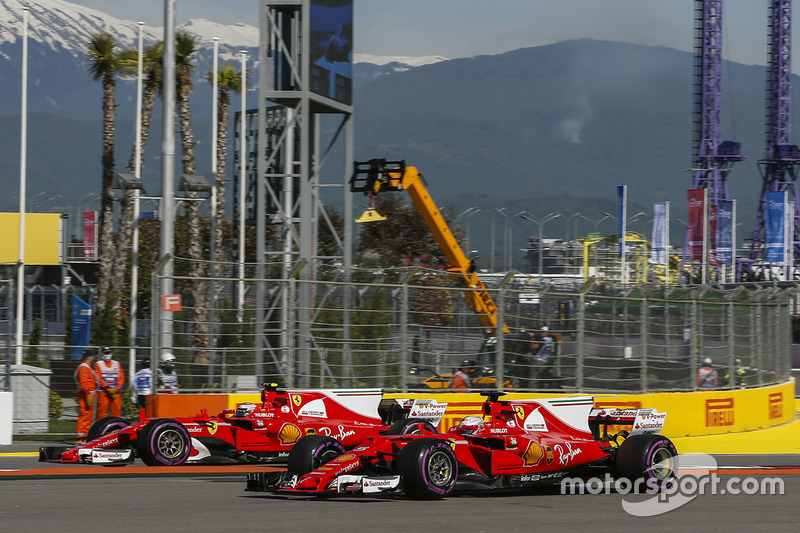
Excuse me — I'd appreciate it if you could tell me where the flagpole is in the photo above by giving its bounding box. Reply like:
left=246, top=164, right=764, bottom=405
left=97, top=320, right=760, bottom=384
left=16, top=7, right=29, bottom=365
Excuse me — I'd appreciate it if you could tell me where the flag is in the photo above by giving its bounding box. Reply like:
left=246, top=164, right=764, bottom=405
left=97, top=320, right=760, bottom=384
left=650, top=202, right=668, bottom=265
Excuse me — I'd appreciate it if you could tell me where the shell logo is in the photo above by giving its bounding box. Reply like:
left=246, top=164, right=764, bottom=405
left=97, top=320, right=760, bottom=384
left=515, top=406, right=525, bottom=420
left=292, top=395, right=302, bottom=407
left=545, top=445, right=554, bottom=465
left=336, top=454, right=355, bottom=462
left=278, top=423, right=301, bottom=445
left=523, top=442, right=543, bottom=466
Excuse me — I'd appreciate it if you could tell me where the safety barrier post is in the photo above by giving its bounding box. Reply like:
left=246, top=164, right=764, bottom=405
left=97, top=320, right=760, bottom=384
left=399, top=268, right=419, bottom=393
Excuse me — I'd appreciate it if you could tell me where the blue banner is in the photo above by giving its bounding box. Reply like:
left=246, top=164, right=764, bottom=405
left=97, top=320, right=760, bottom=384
left=70, top=294, right=92, bottom=360
left=716, top=200, right=733, bottom=265
left=765, top=191, right=786, bottom=263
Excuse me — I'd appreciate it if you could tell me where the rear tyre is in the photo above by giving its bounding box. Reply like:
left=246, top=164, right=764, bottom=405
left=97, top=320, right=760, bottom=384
left=87, top=417, right=130, bottom=442
left=136, top=418, right=192, bottom=466
left=615, top=434, right=678, bottom=491
left=386, top=418, right=437, bottom=436
left=287, top=435, right=346, bottom=476
left=399, top=438, right=457, bottom=500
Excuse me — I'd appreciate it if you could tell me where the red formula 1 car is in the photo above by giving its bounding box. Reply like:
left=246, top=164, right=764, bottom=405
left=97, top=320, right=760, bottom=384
left=245, top=392, right=678, bottom=499
left=39, top=384, right=447, bottom=467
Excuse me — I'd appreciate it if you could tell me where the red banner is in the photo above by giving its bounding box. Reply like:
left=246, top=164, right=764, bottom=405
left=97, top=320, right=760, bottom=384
left=687, top=189, right=706, bottom=261
left=82, top=211, right=97, bottom=260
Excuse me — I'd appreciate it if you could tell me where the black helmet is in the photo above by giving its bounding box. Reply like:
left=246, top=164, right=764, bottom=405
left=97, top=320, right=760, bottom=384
left=461, top=359, right=472, bottom=368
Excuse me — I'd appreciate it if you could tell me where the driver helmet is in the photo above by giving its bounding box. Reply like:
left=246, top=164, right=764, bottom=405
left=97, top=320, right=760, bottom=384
left=457, top=415, right=484, bottom=435
left=101, top=346, right=112, bottom=361
left=161, top=352, right=176, bottom=366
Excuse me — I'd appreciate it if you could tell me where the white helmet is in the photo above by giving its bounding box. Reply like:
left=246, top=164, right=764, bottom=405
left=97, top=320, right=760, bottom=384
left=457, top=415, right=485, bottom=435
left=161, top=352, right=176, bottom=364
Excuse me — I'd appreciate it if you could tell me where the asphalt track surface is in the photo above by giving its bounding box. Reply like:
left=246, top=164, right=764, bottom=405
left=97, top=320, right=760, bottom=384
left=2, top=417, right=800, bottom=533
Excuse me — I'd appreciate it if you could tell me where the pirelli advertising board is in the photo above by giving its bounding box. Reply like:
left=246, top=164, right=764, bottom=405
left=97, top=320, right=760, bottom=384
left=0, top=213, right=63, bottom=265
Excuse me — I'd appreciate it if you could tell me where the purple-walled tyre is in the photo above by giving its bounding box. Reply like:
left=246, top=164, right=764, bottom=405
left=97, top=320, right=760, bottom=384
left=87, top=417, right=130, bottom=442
left=398, top=438, right=458, bottom=500
left=136, top=418, right=192, bottom=466
left=287, top=435, right=346, bottom=476
left=614, top=434, right=678, bottom=491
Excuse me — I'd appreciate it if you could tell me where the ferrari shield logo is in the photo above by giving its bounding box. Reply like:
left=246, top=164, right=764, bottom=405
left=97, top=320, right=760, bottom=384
left=206, top=421, right=218, bottom=436
left=515, top=406, right=525, bottom=420
left=292, top=395, right=302, bottom=407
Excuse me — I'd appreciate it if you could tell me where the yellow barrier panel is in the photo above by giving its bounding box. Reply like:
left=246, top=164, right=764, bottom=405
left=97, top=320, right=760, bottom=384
left=0, top=213, right=62, bottom=265
left=176, top=380, right=796, bottom=439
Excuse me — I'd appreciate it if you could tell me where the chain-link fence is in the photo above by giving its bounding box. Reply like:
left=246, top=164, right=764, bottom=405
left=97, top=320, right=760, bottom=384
left=142, top=262, right=795, bottom=394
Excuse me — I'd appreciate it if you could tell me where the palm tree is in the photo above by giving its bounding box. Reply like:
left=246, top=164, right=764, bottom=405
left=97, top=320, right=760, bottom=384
left=209, top=61, right=244, bottom=264
left=87, top=33, right=130, bottom=313
left=174, top=31, right=209, bottom=382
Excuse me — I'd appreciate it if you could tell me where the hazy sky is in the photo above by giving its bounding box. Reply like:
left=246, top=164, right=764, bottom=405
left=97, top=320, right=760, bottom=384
left=65, top=0, right=776, bottom=66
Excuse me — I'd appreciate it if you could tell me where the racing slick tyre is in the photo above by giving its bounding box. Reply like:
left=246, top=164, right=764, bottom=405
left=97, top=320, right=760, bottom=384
left=386, top=418, right=437, bottom=436
left=287, top=435, right=346, bottom=476
left=87, top=417, right=130, bottom=442
left=136, top=418, right=192, bottom=466
left=614, top=434, right=678, bottom=491
left=398, top=438, right=458, bottom=500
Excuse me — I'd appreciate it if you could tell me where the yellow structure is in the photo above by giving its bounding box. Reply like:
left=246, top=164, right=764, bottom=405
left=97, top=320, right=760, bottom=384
left=0, top=213, right=63, bottom=265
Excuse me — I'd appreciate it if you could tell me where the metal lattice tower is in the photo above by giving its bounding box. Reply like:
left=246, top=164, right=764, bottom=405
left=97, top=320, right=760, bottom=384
left=244, top=1, right=354, bottom=387
left=682, top=0, right=745, bottom=281
left=748, top=0, right=800, bottom=265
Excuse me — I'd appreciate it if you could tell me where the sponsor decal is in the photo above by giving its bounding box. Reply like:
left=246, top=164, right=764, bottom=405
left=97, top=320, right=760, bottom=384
left=409, top=400, right=448, bottom=420
left=364, top=478, right=396, bottom=488
left=99, top=436, right=119, bottom=448
left=336, top=454, right=356, bottom=462
left=281, top=406, right=290, bottom=414
left=278, top=423, right=301, bottom=445
left=508, top=437, right=518, bottom=449
left=298, top=398, right=328, bottom=418
left=705, top=398, right=734, bottom=427
left=92, top=451, right=128, bottom=460
left=554, top=442, right=582, bottom=466
left=490, top=428, right=509, bottom=434
left=520, top=472, right=566, bottom=482
left=187, top=426, right=203, bottom=433
left=319, top=425, right=356, bottom=441
left=305, top=428, right=317, bottom=436
left=523, top=407, right=548, bottom=432
left=523, top=442, right=544, bottom=466
left=594, top=401, right=643, bottom=435
left=545, top=445, right=554, bottom=465
left=205, top=421, right=218, bottom=436
left=353, top=446, right=370, bottom=451
left=769, top=393, right=783, bottom=420
left=292, top=395, right=302, bottom=407
left=252, top=412, right=274, bottom=418
left=514, top=406, right=525, bottom=420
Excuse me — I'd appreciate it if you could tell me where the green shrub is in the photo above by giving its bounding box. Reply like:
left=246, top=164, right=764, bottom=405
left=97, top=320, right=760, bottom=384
left=49, top=390, right=63, bottom=420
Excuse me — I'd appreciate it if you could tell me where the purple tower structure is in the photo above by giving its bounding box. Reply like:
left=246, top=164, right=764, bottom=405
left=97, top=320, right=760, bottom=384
left=682, top=0, right=745, bottom=282
left=748, top=0, right=800, bottom=270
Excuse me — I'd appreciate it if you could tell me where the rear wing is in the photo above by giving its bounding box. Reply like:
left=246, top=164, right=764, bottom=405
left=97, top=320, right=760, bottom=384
left=588, top=407, right=667, bottom=439
left=378, top=398, right=448, bottom=427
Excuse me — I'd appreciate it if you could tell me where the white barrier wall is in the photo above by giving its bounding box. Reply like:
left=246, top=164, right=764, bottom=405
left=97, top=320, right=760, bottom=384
left=0, top=392, right=13, bottom=445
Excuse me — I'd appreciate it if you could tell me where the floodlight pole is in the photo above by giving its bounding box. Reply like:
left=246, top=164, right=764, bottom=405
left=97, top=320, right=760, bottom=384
left=129, top=20, right=144, bottom=380
left=16, top=7, right=29, bottom=365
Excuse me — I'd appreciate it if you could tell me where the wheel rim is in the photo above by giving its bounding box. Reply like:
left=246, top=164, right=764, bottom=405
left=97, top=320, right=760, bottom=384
left=156, top=428, right=186, bottom=459
left=649, top=447, right=674, bottom=480
left=313, top=447, right=342, bottom=469
left=427, top=450, right=454, bottom=487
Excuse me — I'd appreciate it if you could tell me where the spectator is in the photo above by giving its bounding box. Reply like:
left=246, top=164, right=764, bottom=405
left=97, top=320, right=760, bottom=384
left=724, top=358, right=747, bottom=389
left=158, top=352, right=180, bottom=393
left=94, top=346, right=125, bottom=418
left=696, top=357, right=718, bottom=389
left=74, top=350, right=100, bottom=444
left=131, top=358, right=154, bottom=416
left=450, top=359, right=473, bottom=391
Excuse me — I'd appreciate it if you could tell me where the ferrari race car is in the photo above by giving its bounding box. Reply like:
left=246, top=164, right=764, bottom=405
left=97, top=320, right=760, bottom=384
left=246, top=392, right=677, bottom=499
left=39, top=384, right=447, bottom=467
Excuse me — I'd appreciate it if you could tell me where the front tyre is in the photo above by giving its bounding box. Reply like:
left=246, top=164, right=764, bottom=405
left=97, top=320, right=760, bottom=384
left=136, top=418, right=192, bottom=466
left=615, top=434, right=678, bottom=491
left=399, top=438, right=457, bottom=500
left=87, top=417, right=130, bottom=442
left=287, top=435, right=346, bottom=476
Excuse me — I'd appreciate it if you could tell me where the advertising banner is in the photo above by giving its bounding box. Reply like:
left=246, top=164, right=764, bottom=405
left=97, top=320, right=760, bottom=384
left=649, top=202, right=668, bottom=264
left=70, top=294, right=92, bottom=360
left=687, top=189, right=706, bottom=260
left=310, top=0, right=353, bottom=105
left=617, top=185, right=627, bottom=258
left=716, top=200, right=734, bottom=265
left=83, top=211, right=97, bottom=260
left=765, top=191, right=786, bottom=263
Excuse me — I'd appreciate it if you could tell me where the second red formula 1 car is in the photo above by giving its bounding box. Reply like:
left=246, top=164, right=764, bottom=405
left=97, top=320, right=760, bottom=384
left=246, top=392, right=677, bottom=499
left=39, top=384, right=447, bottom=466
